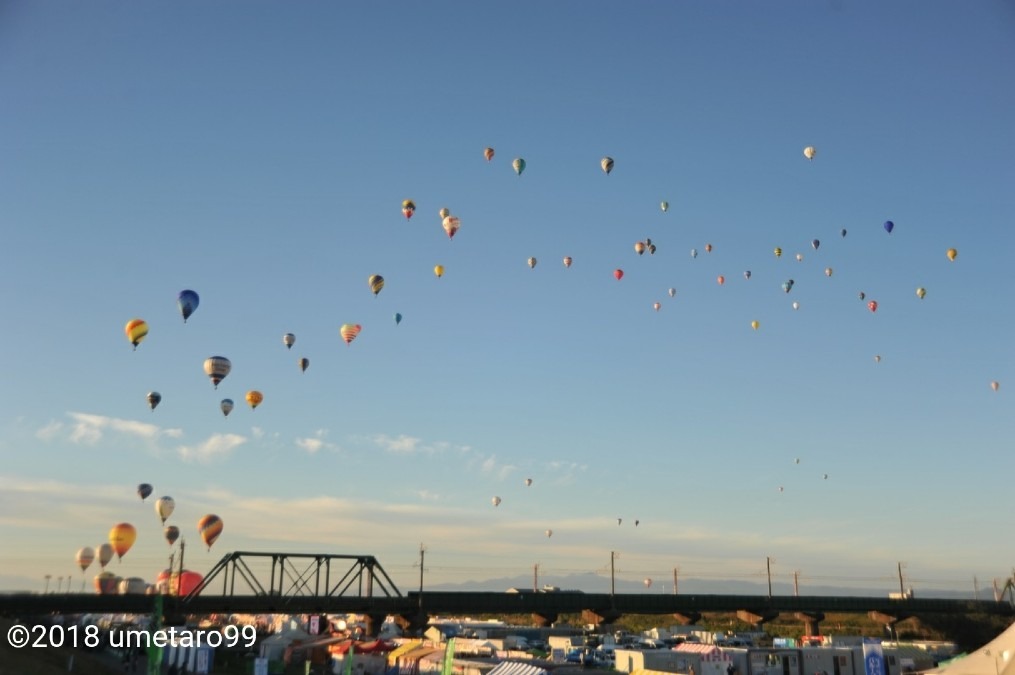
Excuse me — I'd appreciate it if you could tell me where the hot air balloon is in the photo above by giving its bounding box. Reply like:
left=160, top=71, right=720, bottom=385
left=782, top=280, right=794, bottom=293
left=94, top=572, right=119, bottom=595
left=394, top=313, right=402, bottom=325
left=634, top=241, right=646, bottom=255
left=792, top=301, right=800, bottom=310
left=137, top=484, right=153, bottom=501
left=442, top=215, right=460, bottom=239
left=868, top=300, right=878, bottom=313
left=197, top=514, right=223, bottom=550
left=527, top=257, right=537, bottom=269
left=660, top=201, right=669, bottom=213
left=803, top=146, right=816, bottom=160
left=438, top=207, right=450, bottom=220
left=884, top=220, right=894, bottom=234
left=916, top=287, right=927, bottom=299
left=491, top=496, right=501, bottom=507
left=751, top=320, right=760, bottom=330
left=203, top=356, right=231, bottom=389
left=76, top=547, right=95, bottom=573
left=653, top=302, right=661, bottom=311
left=220, top=399, right=234, bottom=417
left=146, top=391, right=161, bottom=411
left=164, top=525, right=180, bottom=547
left=811, top=239, right=820, bottom=250
left=990, top=381, right=999, bottom=392
left=545, top=529, right=553, bottom=538
left=124, top=319, right=148, bottom=350
left=705, top=243, right=713, bottom=253
left=617, top=518, right=622, bottom=525
left=298, top=357, right=309, bottom=372
left=563, top=256, right=572, bottom=268
left=512, top=158, right=525, bottom=176
left=668, top=288, right=676, bottom=297
left=744, top=270, right=752, bottom=280
left=434, top=264, right=444, bottom=278
left=108, top=523, right=136, bottom=561
left=601, top=156, right=614, bottom=174
left=841, top=228, right=848, bottom=238
left=283, top=333, right=296, bottom=350
left=368, top=274, right=385, bottom=296
left=643, top=578, right=652, bottom=588
left=613, top=269, right=624, bottom=281
left=858, top=291, right=866, bottom=300
left=648, top=243, right=657, bottom=255
left=874, top=355, right=882, bottom=363
left=525, top=478, right=533, bottom=486
left=483, top=147, right=494, bottom=161
left=717, top=275, right=725, bottom=286
left=773, top=247, right=782, bottom=258
left=96, top=543, right=114, bottom=569
left=690, top=248, right=698, bottom=258
left=402, top=199, right=416, bottom=220
left=947, top=248, right=958, bottom=261
left=246, top=390, right=263, bottom=409
left=340, top=324, right=362, bottom=345
left=795, top=253, right=804, bottom=262
left=177, top=290, right=200, bottom=323
left=155, top=496, right=175, bottom=524
left=825, top=267, right=833, bottom=277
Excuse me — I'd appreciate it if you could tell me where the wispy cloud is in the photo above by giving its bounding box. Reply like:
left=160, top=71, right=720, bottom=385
left=295, top=429, right=337, bottom=454
left=177, top=433, right=247, bottom=463
left=36, top=412, right=183, bottom=447
left=371, top=433, right=424, bottom=454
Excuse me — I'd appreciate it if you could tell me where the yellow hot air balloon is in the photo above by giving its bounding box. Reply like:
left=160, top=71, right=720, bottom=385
left=751, top=320, right=760, bottom=330
left=109, top=523, right=137, bottom=561
left=916, top=287, right=927, bottom=299
left=803, top=146, right=816, bottom=160
left=368, top=274, right=385, bottom=296
left=340, top=323, right=362, bottom=344
left=124, top=318, right=148, bottom=350
left=947, top=248, right=958, bottom=261
left=434, top=264, right=444, bottom=278
left=773, top=247, right=783, bottom=258
left=246, top=390, right=263, bottom=409
left=198, top=514, right=223, bottom=550
left=483, top=147, right=494, bottom=161
left=601, top=156, right=614, bottom=174
left=401, top=199, right=416, bottom=220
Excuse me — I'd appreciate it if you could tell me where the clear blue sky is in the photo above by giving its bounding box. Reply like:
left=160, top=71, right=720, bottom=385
left=1, top=1, right=1013, bottom=597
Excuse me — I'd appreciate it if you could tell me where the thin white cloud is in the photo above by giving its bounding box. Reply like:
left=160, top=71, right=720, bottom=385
left=177, top=433, right=247, bottom=463
left=295, top=429, right=336, bottom=454
left=372, top=433, right=423, bottom=454
left=36, top=412, right=183, bottom=447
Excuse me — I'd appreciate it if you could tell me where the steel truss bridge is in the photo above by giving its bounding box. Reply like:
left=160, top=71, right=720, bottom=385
left=2, top=551, right=1011, bottom=633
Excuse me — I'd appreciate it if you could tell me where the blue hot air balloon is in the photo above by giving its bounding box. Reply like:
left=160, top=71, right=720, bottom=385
left=394, top=313, right=402, bottom=325
left=884, top=220, right=894, bottom=234
left=177, top=290, right=200, bottom=323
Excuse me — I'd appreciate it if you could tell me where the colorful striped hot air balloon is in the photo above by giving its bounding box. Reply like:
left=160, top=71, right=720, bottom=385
left=368, top=274, right=385, bottom=296
left=124, top=319, right=148, bottom=350
left=442, top=215, right=460, bottom=239
left=340, top=324, right=361, bottom=345
left=203, top=356, right=231, bottom=389
left=401, top=199, right=415, bottom=220
left=198, top=514, right=223, bottom=550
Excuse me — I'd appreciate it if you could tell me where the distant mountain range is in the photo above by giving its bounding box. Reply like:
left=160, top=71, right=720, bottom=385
left=426, top=572, right=991, bottom=600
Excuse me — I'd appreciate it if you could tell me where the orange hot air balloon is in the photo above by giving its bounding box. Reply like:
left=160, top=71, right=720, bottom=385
left=634, top=241, right=646, bottom=255
left=340, top=323, right=362, bottom=344
left=483, top=147, right=494, bottom=161
left=563, top=256, right=572, bottom=268
left=947, top=248, right=958, bottom=261
left=108, top=523, right=136, bottom=561
left=198, top=514, right=223, bottom=550
left=614, top=269, right=624, bottom=281
left=245, top=390, right=263, bottom=409
left=124, top=319, right=148, bottom=350
left=717, top=275, right=725, bottom=286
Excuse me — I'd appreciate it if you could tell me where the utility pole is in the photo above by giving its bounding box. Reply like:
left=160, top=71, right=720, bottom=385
left=177, top=540, right=186, bottom=595
left=673, top=567, right=679, bottom=595
left=610, top=551, right=617, bottom=598
left=533, top=563, right=539, bottom=591
left=766, top=557, right=773, bottom=599
left=416, top=543, right=427, bottom=613
left=793, top=570, right=800, bottom=597
left=897, top=562, right=905, bottom=597
left=973, top=575, right=979, bottom=601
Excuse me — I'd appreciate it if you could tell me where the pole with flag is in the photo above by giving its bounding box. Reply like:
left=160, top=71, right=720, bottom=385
left=442, top=638, right=456, bottom=675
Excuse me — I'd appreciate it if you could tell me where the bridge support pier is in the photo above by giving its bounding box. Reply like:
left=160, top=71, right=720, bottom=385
left=737, top=609, right=780, bottom=630
left=795, top=612, right=825, bottom=636
left=532, top=613, right=557, bottom=628
left=673, top=612, right=701, bottom=625
left=582, top=608, right=622, bottom=628
left=868, top=611, right=911, bottom=637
